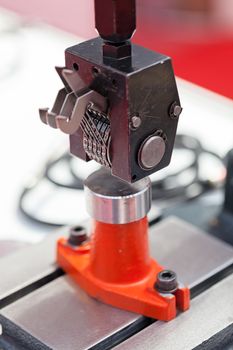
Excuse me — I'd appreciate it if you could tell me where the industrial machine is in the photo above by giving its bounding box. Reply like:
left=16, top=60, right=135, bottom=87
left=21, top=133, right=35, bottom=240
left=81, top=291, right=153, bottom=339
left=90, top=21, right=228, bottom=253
left=39, top=0, right=189, bottom=321
left=0, top=1, right=233, bottom=349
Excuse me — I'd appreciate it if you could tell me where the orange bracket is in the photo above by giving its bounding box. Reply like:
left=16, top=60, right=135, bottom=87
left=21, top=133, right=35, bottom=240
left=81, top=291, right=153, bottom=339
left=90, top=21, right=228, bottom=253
left=57, top=217, right=190, bottom=321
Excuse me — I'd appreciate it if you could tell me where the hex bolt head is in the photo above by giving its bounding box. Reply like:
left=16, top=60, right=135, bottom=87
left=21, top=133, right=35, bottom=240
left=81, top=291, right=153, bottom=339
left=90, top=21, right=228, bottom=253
left=154, top=270, right=178, bottom=293
left=68, top=226, right=87, bottom=247
left=94, top=0, right=136, bottom=44
left=169, top=101, right=182, bottom=119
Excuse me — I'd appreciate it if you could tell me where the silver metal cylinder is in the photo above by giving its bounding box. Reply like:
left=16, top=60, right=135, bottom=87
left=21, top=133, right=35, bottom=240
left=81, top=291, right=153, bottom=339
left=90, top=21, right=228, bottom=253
left=84, top=169, right=151, bottom=224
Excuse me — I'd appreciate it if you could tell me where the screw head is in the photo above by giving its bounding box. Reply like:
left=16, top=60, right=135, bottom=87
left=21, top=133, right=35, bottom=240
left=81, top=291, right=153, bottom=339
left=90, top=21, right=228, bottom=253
left=169, top=102, right=182, bottom=119
left=154, top=270, right=178, bottom=293
left=68, top=226, right=87, bottom=247
left=130, top=116, right=142, bottom=129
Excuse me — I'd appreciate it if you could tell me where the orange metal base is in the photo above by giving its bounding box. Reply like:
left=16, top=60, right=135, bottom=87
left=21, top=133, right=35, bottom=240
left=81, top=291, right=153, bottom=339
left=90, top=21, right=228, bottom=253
left=57, top=218, right=190, bottom=321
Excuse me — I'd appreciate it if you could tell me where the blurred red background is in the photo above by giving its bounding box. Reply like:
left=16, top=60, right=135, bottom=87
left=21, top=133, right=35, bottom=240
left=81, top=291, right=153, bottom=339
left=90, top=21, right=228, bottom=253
left=0, top=0, right=232, bottom=99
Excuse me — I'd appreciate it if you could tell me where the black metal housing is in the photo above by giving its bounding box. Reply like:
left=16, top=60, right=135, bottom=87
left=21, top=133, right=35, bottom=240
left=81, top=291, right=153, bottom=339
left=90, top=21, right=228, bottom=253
left=66, top=37, right=181, bottom=183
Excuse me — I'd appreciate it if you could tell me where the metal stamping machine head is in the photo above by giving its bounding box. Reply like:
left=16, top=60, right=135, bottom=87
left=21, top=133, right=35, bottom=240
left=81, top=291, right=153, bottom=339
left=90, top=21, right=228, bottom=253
left=39, top=0, right=182, bottom=183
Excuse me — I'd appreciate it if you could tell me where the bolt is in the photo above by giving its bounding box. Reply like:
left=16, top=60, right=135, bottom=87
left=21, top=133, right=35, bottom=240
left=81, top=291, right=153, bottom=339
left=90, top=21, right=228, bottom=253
left=154, top=270, right=178, bottom=293
left=67, top=226, right=87, bottom=247
left=130, top=116, right=142, bottom=130
left=169, top=102, right=182, bottom=119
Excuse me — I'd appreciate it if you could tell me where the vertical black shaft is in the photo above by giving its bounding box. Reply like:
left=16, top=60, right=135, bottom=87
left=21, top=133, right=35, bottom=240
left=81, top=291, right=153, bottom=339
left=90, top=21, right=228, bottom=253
left=224, top=149, right=233, bottom=215
left=94, top=0, right=136, bottom=44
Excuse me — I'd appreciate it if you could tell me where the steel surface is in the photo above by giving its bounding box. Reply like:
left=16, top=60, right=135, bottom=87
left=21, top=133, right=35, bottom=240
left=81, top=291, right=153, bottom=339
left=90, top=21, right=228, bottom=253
left=0, top=230, right=65, bottom=304
left=116, top=273, right=233, bottom=350
left=0, top=217, right=233, bottom=349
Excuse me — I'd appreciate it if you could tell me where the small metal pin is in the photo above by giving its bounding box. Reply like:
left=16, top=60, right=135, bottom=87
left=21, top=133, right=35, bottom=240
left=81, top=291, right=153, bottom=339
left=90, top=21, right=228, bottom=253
left=130, top=116, right=142, bottom=130
left=169, top=101, right=182, bottom=119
